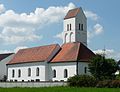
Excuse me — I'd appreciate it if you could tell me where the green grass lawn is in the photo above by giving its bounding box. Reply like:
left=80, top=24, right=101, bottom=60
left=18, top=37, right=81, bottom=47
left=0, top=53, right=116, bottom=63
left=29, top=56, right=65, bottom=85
left=0, top=87, right=120, bottom=92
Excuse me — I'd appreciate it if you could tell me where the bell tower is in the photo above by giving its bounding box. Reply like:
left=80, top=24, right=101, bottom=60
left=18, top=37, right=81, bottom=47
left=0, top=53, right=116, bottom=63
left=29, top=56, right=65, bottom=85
left=63, top=7, right=87, bottom=46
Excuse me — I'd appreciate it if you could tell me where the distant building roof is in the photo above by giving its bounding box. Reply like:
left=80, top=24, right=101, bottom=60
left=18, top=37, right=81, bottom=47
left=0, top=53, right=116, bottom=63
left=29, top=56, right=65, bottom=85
left=0, top=53, right=14, bottom=61
left=7, top=44, right=60, bottom=64
left=51, top=42, right=95, bottom=62
left=64, top=8, right=80, bottom=19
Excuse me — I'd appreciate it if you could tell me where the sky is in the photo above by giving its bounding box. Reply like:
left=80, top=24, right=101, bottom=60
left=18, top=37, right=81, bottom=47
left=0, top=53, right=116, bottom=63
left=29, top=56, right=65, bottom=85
left=0, top=0, right=120, bottom=60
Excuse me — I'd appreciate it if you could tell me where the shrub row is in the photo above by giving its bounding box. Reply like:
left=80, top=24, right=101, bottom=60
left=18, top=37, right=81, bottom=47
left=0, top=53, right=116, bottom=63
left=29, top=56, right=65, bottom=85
left=96, top=80, right=120, bottom=88
left=67, top=75, right=97, bottom=87
left=67, top=75, right=120, bottom=88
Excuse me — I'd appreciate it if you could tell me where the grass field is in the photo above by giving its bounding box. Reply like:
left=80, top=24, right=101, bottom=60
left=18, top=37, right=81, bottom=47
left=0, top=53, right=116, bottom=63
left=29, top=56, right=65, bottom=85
left=0, top=87, right=120, bottom=92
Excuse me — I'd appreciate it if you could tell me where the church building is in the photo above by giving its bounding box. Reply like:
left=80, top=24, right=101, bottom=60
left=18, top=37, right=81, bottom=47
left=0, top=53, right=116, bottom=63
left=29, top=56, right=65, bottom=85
left=7, top=7, right=95, bottom=82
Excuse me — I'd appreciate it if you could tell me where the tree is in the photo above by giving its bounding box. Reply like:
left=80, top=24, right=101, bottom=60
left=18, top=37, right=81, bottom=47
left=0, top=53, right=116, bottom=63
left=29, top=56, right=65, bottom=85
left=88, top=55, right=118, bottom=80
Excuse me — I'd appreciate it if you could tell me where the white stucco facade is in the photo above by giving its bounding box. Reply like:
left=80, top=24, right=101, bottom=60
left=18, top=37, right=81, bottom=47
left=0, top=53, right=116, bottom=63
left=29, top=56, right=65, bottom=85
left=78, top=62, right=90, bottom=75
left=0, top=54, right=14, bottom=81
left=49, top=62, right=89, bottom=81
left=7, top=62, right=47, bottom=81
left=63, top=18, right=76, bottom=43
left=7, top=61, right=89, bottom=82
left=7, top=62, right=46, bottom=81
left=63, top=7, right=87, bottom=46
left=49, top=62, right=76, bottom=81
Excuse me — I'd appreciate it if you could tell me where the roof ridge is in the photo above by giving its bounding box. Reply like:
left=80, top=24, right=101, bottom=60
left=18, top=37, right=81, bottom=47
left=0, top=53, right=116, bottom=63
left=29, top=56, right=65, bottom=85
left=19, top=44, right=59, bottom=51
left=0, top=53, right=14, bottom=55
left=69, top=7, right=79, bottom=11
left=76, top=42, right=81, bottom=61
left=64, top=7, right=80, bottom=19
left=46, top=44, right=60, bottom=62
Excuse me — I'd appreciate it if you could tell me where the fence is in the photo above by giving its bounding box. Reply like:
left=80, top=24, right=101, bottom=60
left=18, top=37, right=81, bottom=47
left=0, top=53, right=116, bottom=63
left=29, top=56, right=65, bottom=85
left=0, top=82, right=67, bottom=88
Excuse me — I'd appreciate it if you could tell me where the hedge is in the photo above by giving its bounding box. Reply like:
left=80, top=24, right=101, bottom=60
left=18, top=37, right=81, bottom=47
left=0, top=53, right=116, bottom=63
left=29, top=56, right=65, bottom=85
left=96, top=80, right=120, bottom=88
left=67, top=75, right=97, bottom=87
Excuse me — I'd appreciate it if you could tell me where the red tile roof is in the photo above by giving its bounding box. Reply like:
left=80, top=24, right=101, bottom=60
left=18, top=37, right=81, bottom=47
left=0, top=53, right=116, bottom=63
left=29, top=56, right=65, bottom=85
left=51, top=42, right=95, bottom=62
left=7, top=44, right=60, bottom=64
left=0, top=53, right=14, bottom=61
left=7, top=42, right=95, bottom=64
left=64, top=8, right=80, bottom=19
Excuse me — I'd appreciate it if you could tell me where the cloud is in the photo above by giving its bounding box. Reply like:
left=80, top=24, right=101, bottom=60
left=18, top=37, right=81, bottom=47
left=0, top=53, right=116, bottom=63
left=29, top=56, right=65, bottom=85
left=84, top=10, right=99, bottom=21
left=94, top=24, right=104, bottom=35
left=54, top=32, right=63, bottom=39
left=0, top=46, right=28, bottom=54
left=84, top=10, right=103, bottom=42
left=0, top=27, right=42, bottom=44
left=0, top=4, right=5, bottom=13
left=0, top=50, right=12, bottom=54
left=14, top=46, right=28, bottom=53
left=0, top=3, right=76, bottom=45
left=87, top=23, right=104, bottom=43
left=94, top=49, right=120, bottom=61
left=88, top=23, right=103, bottom=37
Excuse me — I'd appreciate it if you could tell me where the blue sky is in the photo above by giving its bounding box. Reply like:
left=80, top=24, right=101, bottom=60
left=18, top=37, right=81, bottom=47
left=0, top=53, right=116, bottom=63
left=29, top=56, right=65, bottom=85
left=0, top=0, right=120, bottom=60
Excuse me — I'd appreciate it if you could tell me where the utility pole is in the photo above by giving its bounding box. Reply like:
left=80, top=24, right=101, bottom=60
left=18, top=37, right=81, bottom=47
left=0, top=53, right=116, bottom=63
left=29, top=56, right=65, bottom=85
left=103, top=46, right=106, bottom=61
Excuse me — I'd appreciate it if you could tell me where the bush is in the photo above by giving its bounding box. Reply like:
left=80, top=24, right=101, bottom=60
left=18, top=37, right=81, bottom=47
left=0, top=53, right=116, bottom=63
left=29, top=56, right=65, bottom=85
left=96, top=80, right=111, bottom=88
left=89, top=55, right=118, bottom=80
left=116, top=73, right=120, bottom=80
left=96, top=80, right=120, bottom=88
left=67, top=75, right=97, bottom=87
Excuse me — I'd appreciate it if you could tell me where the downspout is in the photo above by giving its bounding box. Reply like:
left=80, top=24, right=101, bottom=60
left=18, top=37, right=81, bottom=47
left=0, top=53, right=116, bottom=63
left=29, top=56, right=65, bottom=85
left=76, top=43, right=81, bottom=75
left=76, top=61, right=78, bottom=75
left=6, top=64, right=8, bottom=81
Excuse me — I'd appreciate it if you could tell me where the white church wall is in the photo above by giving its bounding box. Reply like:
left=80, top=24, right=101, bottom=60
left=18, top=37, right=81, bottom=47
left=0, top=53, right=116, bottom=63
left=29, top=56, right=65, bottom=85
left=49, top=62, right=90, bottom=81
left=76, top=8, right=87, bottom=46
left=0, top=54, right=14, bottom=80
left=49, top=62, right=76, bottom=81
left=7, top=62, right=47, bottom=81
left=63, top=18, right=76, bottom=43
left=78, top=62, right=90, bottom=75
left=64, top=18, right=75, bottom=32
left=63, top=8, right=87, bottom=46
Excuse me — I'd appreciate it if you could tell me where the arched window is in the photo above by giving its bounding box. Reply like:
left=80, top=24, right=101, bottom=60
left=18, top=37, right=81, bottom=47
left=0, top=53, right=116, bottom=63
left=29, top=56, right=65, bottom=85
left=64, top=33, right=68, bottom=43
left=53, top=69, right=56, bottom=78
left=28, top=68, right=31, bottom=77
left=36, top=67, right=39, bottom=76
left=70, top=24, right=71, bottom=30
left=64, top=69, right=68, bottom=78
left=81, top=24, right=83, bottom=30
left=12, top=69, right=15, bottom=78
left=18, top=69, right=21, bottom=77
left=79, top=23, right=81, bottom=30
left=67, top=24, right=69, bottom=31
left=84, top=67, right=87, bottom=74
left=70, top=32, right=73, bottom=42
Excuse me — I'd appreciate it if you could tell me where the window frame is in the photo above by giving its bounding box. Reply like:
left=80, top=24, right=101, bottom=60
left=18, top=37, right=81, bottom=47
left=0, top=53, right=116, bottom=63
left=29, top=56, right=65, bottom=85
left=84, top=67, right=87, bottom=74
left=64, top=69, right=68, bottom=78
left=12, top=69, right=15, bottom=78
left=36, top=67, right=40, bottom=76
left=81, top=24, right=83, bottom=30
left=67, top=24, right=69, bottom=31
left=79, top=23, right=81, bottom=30
left=53, top=69, right=56, bottom=78
left=70, top=24, right=71, bottom=30
left=18, top=69, right=21, bottom=77
left=28, top=68, right=31, bottom=77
